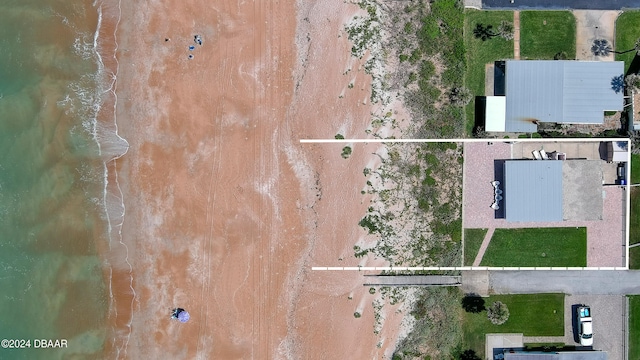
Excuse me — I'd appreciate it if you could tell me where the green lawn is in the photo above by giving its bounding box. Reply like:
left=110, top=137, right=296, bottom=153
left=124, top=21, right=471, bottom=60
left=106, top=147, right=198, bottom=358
left=464, top=10, right=514, bottom=135
left=464, top=228, right=487, bottom=265
left=463, top=294, right=564, bottom=357
left=520, top=11, right=576, bottom=60
left=632, top=154, right=640, bottom=184
left=630, top=296, right=640, bottom=359
left=631, top=188, right=640, bottom=248
left=480, top=227, right=587, bottom=267
left=615, top=11, right=640, bottom=73
left=630, top=247, right=640, bottom=269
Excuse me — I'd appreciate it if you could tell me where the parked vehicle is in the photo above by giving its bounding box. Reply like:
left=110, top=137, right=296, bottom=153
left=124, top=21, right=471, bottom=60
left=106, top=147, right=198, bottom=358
left=577, top=305, right=593, bottom=346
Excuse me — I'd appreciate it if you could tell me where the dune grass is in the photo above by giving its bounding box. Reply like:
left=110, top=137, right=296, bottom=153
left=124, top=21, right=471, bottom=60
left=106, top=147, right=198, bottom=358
left=464, top=10, right=514, bottom=135
left=520, top=11, right=576, bottom=60
left=463, top=294, right=564, bottom=357
left=480, top=227, right=587, bottom=267
left=464, top=228, right=487, bottom=266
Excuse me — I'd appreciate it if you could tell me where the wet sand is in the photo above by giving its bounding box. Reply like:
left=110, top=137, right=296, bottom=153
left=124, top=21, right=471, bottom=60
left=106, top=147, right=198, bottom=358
left=113, top=0, right=406, bottom=359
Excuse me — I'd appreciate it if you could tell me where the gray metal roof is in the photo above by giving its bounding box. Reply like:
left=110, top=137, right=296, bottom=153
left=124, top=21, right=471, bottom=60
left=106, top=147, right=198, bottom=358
left=504, top=160, right=563, bottom=222
left=504, top=60, right=624, bottom=132
left=504, top=351, right=607, bottom=360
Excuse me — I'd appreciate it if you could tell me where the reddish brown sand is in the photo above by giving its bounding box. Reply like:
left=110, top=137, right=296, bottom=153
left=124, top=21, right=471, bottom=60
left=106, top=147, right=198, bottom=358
left=113, top=0, right=406, bottom=358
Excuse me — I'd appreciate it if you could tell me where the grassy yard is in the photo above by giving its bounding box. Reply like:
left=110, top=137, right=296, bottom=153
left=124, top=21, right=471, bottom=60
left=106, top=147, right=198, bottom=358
left=463, top=294, right=564, bottom=358
left=631, top=187, right=640, bottom=247
left=631, top=155, right=640, bottom=268
left=632, top=154, right=640, bottom=184
left=464, top=10, right=514, bottom=135
left=615, top=11, right=640, bottom=73
left=480, top=227, right=587, bottom=267
left=631, top=247, right=640, bottom=269
left=520, top=11, right=576, bottom=60
left=630, top=296, right=640, bottom=359
left=464, top=228, right=487, bottom=265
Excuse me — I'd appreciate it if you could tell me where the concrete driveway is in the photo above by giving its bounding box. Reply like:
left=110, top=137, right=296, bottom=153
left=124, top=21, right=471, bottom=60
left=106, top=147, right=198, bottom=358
left=482, top=0, right=640, bottom=10
left=485, top=270, right=640, bottom=295
left=574, top=11, right=619, bottom=61
left=564, top=295, right=625, bottom=360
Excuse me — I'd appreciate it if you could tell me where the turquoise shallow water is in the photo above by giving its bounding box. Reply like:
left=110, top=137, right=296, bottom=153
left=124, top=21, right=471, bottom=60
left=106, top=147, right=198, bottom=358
left=0, top=0, right=121, bottom=358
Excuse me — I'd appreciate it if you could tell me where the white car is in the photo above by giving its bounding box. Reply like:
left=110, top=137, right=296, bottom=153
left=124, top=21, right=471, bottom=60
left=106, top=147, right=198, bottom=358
left=577, top=305, right=593, bottom=346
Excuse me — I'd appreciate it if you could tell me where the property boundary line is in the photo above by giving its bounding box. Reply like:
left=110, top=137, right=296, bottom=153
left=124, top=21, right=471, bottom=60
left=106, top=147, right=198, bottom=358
left=301, top=138, right=632, bottom=271
left=312, top=266, right=629, bottom=271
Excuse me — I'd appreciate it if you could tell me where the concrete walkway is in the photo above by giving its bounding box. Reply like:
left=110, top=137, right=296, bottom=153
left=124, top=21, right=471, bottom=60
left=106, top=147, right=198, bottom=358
left=522, top=336, right=565, bottom=343
left=514, top=11, right=521, bottom=59
left=472, top=227, right=495, bottom=266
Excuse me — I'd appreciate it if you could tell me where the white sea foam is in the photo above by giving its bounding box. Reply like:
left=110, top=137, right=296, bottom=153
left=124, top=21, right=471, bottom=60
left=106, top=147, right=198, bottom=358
left=61, top=0, right=134, bottom=357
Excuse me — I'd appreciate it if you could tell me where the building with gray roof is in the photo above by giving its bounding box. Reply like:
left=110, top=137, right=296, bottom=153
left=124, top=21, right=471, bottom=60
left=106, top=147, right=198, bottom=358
left=485, top=61, right=624, bottom=132
left=503, top=160, right=603, bottom=222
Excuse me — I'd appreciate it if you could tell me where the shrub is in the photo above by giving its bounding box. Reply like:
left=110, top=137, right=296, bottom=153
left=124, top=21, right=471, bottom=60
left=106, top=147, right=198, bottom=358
left=461, top=294, right=486, bottom=313
left=354, top=311, right=361, bottom=318
left=487, top=301, right=510, bottom=325
left=341, top=146, right=352, bottom=159
left=459, top=349, right=482, bottom=360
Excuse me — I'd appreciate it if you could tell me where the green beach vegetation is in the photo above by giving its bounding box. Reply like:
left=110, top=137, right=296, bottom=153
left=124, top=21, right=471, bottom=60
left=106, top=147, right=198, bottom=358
left=480, top=227, right=587, bottom=267
left=393, top=287, right=464, bottom=359
left=519, top=11, right=576, bottom=60
left=357, top=142, right=462, bottom=267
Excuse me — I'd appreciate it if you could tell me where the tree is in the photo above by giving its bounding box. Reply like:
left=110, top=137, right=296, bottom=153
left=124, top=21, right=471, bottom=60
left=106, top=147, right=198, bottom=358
left=473, top=23, right=496, bottom=41
left=459, top=349, right=482, bottom=360
left=487, top=301, right=510, bottom=325
left=616, top=37, right=640, bottom=55
left=461, top=294, right=486, bottom=313
left=591, top=38, right=613, bottom=57
left=449, top=87, right=472, bottom=106
left=497, top=20, right=514, bottom=40
left=611, top=74, right=625, bottom=94
left=592, top=37, right=640, bottom=56
left=625, top=73, right=640, bottom=93
left=554, top=51, right=568, bottom=60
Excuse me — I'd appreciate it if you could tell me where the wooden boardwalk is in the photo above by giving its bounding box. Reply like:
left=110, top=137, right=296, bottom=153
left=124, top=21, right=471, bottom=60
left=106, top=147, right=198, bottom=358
left=363, top=275, right=461, bottom=287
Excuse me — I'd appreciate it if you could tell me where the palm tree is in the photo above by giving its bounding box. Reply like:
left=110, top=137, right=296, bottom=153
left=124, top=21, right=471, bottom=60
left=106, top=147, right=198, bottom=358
left=626, top=73, right=640, bottom=94
left=611, top=74, right=624, bottom=94
left=591, top=39, right=613, bottom=56
left=592, top=37, right=640, bottom=56
left=616, top=37, right=640, bottom=55
left=497, top=20, right=514, bottom=40
left=473, top=23, right=496, bottom=41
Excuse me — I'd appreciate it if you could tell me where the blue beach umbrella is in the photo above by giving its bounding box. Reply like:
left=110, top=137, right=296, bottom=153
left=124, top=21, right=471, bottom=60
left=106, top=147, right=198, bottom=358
left=177, top=310, right=190, bottom=323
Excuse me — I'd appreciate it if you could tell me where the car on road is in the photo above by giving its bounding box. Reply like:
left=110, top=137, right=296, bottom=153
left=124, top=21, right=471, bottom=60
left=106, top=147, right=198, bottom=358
left=577, top=305, right=593, bottom=346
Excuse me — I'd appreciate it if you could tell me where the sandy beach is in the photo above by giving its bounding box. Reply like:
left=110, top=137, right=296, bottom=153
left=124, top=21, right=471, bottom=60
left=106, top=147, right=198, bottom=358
left=112, top=0, right=407, bottom=358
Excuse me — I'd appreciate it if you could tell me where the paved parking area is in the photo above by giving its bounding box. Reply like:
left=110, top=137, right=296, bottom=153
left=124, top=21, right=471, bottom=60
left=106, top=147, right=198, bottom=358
left=564, top=295, right=625, bottom=359
left=481, top=0, right=640, bottom=10
left=574, top=11, right=619, bottom=61
left=463, top=141, right=626, bottom=267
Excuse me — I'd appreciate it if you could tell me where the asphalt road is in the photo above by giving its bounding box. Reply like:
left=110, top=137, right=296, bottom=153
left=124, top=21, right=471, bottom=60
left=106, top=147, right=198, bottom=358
left=482, top=0, right=640, bottom=10
left=488, top=271, right=640, bottom=295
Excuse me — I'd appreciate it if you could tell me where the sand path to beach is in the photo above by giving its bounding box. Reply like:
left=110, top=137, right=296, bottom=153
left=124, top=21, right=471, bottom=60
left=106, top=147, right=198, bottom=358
left=113, top=0, right=406, bottom=358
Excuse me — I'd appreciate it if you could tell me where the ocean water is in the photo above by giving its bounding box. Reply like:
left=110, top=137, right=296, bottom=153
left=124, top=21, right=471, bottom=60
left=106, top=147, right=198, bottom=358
left=0, top=0, right=128, bottom=359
